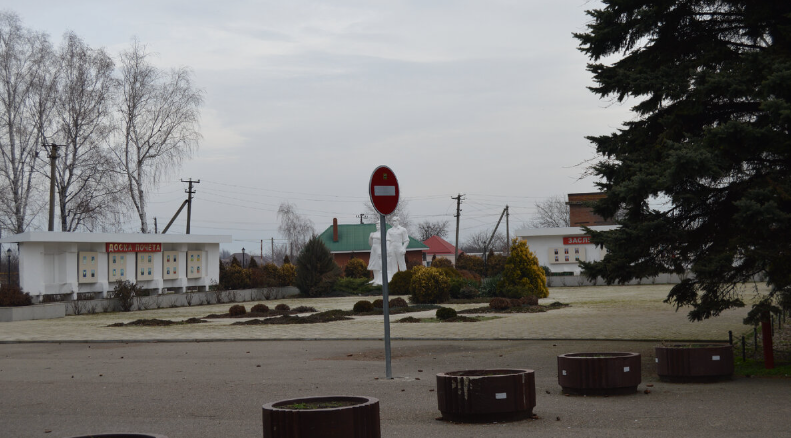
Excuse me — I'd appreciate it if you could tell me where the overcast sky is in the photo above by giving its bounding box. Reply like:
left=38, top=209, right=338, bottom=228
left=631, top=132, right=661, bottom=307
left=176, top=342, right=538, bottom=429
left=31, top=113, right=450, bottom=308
left=6, top=0, right=630, bottom=254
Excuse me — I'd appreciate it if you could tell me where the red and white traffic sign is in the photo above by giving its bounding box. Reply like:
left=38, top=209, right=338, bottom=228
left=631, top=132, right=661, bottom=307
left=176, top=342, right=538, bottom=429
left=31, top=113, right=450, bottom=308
left=369, top=165, right=400, bottom=215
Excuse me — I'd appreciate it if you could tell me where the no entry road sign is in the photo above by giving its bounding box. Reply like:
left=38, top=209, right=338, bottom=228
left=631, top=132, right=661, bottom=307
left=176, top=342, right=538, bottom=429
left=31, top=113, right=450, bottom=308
left=369, top=165, right=400, bottom=215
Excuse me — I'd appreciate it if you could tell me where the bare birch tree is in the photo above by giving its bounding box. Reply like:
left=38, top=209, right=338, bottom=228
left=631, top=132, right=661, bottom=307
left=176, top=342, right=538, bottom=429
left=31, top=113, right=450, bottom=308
left=50, top=32, right=122, bottom=231
left=112, top=40, right=203, bottom=233
left=0, top=12, right=51, bottom=233
left=277, top=202, right=315, bottom=258
left=528, top=195, right=570, bottom=228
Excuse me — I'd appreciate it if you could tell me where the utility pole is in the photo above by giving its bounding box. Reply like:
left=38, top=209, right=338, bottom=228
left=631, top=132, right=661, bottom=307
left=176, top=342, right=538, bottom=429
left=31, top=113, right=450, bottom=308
left=505, top=205, right=510, bottom=255
left=181, top=179, right=200, bottom=234
left=45, top=143, right=60, bottom=231
left=483, top=206, right=508, bottom=266
left=356, top=213, right=367, bottom=224
left=271, top=237, right=275, bottom=263
left=154, top=217, right=158, bottom=234
left=260, top=239, right=263, bottom=265
left=452, top=194, right=465, bottom=260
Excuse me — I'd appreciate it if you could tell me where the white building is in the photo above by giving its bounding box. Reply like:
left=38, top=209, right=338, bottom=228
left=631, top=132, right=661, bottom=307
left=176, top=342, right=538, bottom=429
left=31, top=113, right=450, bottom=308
left=0, top=232, right=231, bottom=301
left=514, top=226, right=619, bottom=274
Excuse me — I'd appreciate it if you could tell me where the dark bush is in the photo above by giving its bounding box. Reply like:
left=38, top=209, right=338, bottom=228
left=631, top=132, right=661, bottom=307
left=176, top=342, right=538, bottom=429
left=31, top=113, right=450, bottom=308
left=489, top=297, right=510, bottom=310
left=0, top=283, right=32, bottom=307
left=486, top=251, right=507, bottom=277
left=457, top=285, right=479, bottom=299
left=388, top=270, right=414, bottom=295
left=436, top=307, right=458, bottom=320
left=251, top=303, right=269, bottom=313
left=353, top=300, right=374, bottom=312
left=229, top=304, right=246, bottom=316
left=457, top=269, right=481, bottom=284
left=389, top=297, right=408, bottom=308
left=111, top=280, right=144, bottom=312
left=295, top=236, right=341, bottom=296
left=431, top=258, right=453, bottom=269
left=509, top=298, right=522, bottom=308
left=372, top=299, right=384, bottom=309
left=220, top=264, right=251, bottom=290
left=520, top=295, right=539, bottom=306
left=275, top=303, right=290, bottom=312
left=449, top=277, right=479, bottom=299
left=499, top=286, right=536, bottom=299
left=335, top=277, right=378, bottom=294
left=344, top=258, right=370, bottom=279
left=456, top=253, right=485, bottom=276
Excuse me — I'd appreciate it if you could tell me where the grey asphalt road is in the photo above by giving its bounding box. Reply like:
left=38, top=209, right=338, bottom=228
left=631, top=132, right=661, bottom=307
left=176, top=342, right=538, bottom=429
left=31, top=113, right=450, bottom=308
left=1, top=339, right=788, bottom=438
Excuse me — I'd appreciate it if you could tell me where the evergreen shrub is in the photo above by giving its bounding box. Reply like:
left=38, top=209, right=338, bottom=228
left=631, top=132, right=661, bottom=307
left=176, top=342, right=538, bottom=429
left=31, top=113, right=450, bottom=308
left=353, top=300, right=374, bottom=312
left=251, top=303, right=269, bottom=313
left=344, top=258, right=369, bottom=279
left=229, top=304, right=246, bottom=316
left=372, top=299, right=384, bottom=309
left=436, top=307, right=457, bottom=320
left=409, top=266, right=451, bottom=304
left=389, top=297, right=408, bottom=308
left=388, top=270, right=414, bottom=295
left=0, top=283, right=32, bottom=307
left=489, top=297, right=510, bottom=310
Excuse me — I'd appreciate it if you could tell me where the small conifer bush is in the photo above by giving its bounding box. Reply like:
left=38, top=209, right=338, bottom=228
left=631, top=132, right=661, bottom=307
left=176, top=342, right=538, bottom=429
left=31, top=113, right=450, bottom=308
left=353, top=300, right=374, bottom=313
left=229, top=304, right=246, bottom=316
left=388, top=297, right=408, bottom=308
left=251, top=303, right=269, bottom=313
left=275, top=303, right=290, bottom=312
left=489, top=297, right=511, bottom=310
left=436, top=307, right=457, bottom=320
left=372, top=299, right=384, bottom=308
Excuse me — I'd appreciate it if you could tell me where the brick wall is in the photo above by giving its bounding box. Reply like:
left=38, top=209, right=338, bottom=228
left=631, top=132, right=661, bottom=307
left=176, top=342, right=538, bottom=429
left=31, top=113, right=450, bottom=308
left=568, top=192, right=617, bottom=227
left=332, top=250, right=424, bottom=270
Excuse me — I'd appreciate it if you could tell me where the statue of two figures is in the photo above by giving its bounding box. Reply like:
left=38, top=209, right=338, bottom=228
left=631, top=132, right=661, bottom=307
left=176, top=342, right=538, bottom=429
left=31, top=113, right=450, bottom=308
left=367, top=216, right=409, bottom=285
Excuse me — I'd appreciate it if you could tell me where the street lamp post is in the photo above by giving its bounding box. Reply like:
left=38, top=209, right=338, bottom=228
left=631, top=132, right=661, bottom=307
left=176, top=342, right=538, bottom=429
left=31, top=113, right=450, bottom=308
left=241, top=248, right=246, bottom=268
left=6, top=248, right=11, bottom=285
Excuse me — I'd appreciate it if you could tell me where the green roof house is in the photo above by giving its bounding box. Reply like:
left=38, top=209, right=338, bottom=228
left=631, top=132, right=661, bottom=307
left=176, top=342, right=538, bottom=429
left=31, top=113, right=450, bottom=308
left=317, top=219, right=428, bottom=269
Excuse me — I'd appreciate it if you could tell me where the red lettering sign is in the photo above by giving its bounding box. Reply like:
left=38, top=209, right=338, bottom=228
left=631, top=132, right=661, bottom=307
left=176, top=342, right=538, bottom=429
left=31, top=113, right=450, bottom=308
left=106, top=243, right=162, bottom=253
left=563, top=236, right=591, bottom=245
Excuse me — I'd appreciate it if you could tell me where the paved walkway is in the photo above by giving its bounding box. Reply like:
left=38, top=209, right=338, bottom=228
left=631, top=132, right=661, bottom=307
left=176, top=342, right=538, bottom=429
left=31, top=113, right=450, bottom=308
left=0, top=284, right=757, bottom=342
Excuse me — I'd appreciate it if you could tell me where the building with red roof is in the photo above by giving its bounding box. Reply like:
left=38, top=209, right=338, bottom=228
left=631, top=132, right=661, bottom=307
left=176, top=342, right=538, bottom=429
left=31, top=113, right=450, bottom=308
left=422, top=235, right=458, bottom=266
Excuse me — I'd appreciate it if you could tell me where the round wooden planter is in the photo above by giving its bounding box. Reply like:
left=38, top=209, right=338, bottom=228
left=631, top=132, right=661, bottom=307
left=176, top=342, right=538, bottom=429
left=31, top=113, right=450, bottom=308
left=436, top=369, right=536, bottom=423
left=655, top=343, right=734, bottom=382
left=62, top=435, right=167, bottom=438
left=262, top=395, right=380, bottom=438
left=557, top=352, right=641, bottom=395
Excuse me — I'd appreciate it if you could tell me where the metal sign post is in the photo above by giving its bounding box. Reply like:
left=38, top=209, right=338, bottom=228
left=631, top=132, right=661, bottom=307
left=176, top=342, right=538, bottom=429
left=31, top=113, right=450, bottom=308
left=379, top=213, right=392, bottom=379
left=369, top=165, right=399, bottom=379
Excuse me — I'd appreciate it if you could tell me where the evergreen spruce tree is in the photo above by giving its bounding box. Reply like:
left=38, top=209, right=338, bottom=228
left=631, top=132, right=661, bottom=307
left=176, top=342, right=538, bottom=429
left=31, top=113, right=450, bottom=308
left=498, top=240, right=548, bottom=298
left=295, top=236, right=340, bottom=296
left=576, top=1, right=791, bottom=321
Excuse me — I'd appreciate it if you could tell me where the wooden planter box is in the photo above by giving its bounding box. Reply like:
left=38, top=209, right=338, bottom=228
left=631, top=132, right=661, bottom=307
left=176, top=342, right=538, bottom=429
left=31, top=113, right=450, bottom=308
left=436, top=369, right=536, bottom=423
left=557, top=352, right=641, bottom=395
left=262, top=396, right=380, bottom=438
left=655, top=344, right=734, bottom=382
left=62, top=435, right=167, bottom=438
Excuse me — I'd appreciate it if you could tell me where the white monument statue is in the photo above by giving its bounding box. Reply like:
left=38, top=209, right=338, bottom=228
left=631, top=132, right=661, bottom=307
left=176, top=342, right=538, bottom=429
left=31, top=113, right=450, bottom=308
left=385, top=216, right=410, bottom=283
left=367, top=221, right=383, bottom=285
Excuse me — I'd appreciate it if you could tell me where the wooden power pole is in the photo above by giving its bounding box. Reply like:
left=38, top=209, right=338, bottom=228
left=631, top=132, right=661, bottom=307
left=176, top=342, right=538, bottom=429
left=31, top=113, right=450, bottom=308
left=452, top=194, right=464, bottom=260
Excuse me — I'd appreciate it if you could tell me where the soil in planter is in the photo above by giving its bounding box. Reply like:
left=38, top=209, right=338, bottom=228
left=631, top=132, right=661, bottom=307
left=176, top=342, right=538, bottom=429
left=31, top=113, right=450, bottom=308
left=278, top=400, right=361, bottom=410
left=108, top=318, right=207, bottom=327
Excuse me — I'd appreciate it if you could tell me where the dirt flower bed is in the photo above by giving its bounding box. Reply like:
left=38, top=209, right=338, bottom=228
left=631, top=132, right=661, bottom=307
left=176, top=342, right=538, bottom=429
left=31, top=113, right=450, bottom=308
left=231, top=310, right=352, bottom=325
left=108, top=318, right=207, bottom=327
left=394, top=315, right=489, bottom=323
left=459, top=301, right=568, bottom=314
